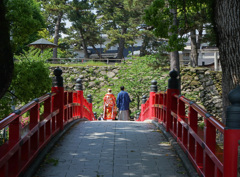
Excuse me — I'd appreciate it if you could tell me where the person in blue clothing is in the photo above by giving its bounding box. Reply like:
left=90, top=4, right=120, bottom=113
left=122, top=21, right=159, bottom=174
left=116, top=86, right=131, bottom=120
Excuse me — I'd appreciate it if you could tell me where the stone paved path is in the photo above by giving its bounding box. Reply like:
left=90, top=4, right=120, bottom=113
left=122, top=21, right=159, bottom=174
left=34, top=121, right=189, bottom=177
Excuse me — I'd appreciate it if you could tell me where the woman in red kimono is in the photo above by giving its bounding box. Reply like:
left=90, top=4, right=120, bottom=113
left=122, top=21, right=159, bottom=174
left=103, top=89, right=117, bottom=120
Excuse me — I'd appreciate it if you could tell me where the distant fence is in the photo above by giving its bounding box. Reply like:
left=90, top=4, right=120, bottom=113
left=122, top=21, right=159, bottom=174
left=138, top=70, right=240, bottom=177
left=181, top=49, right=220, bottom=71
left=0, top=68, right=95, bottom=177
left=47, top=58, right=125, bottom=64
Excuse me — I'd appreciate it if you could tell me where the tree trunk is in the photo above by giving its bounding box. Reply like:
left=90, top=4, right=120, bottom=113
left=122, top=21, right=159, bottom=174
left=140, top=35, right=150, bottom=56
left=197, top=27, right=203, bottom=49
left=117, top=28, right=127, bottom=59
left=170, top=51, right=180, bottom=73
left=79, top=30, right=89, bottom=58
left=0, top=1, right=14, bottom=99
left=91, top=44, right=101, bottom=58
left=82, top=41, right=89, bottom=59
left=137, top=95, right=140, bottom=110
left=53, top=11, right=63, bottom=58
left=190, top=30, right=198, bottom=67
left=214, top=0, right=240, bottom=124
left=169, top=8, right=181, bottom=92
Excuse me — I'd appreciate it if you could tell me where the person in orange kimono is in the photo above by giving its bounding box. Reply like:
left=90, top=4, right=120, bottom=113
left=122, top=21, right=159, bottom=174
left=103, top=89, right=117, bottom=120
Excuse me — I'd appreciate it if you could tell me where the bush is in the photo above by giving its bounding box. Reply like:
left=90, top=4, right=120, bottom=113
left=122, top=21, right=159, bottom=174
left=0, top=49, right=52, bottom=119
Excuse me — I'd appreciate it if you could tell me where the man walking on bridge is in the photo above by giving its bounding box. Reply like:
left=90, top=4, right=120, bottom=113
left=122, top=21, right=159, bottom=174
left=116, top=86, right=131, bottom=120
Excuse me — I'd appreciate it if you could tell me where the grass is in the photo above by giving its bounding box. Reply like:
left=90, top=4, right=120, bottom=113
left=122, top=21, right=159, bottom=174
left=44, top=154, right=59, bottom=166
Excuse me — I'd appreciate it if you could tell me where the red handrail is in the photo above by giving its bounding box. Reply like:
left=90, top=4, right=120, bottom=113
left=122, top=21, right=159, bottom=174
left=139, top=89, right=227, bottom=177
left=0, top=88, right=94, bottom=177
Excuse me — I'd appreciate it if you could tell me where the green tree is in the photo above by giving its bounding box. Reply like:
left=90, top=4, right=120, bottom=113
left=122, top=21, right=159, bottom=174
left=144, top=0, right=181, bottom=76
left=92, top=0, right=153, bottom=59
left=0, top=49, right=52, bottom=118
left=41, top=0, right=70, bottom=58
left=6, top=0, right=45, bottom=53
left=67, top=0, right=101, bottom=58
left=144, top=0, right=212, bottom=69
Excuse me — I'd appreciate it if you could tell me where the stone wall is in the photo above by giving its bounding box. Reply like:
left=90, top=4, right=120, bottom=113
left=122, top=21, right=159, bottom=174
left=49, top=66, right=122, bottom=114
left=181, top=68, right=222, bottom=119
left=50, top=66, right=223, bottom=119
left=50, top=66, right=120, bottom=90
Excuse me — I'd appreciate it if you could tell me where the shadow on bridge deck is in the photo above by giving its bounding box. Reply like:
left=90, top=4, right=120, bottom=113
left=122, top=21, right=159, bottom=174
left=31, top=121, right=194, bottom=177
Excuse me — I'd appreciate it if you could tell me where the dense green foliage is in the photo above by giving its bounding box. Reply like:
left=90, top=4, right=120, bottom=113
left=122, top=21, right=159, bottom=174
left=67, top=0, right=101, bottom=58
left=92, top=0, right=153, bottom=58
left=144, top=0, right=214, bottom=51
left=6, top=0, right=45, bottom=53
left=0, top=50, right=52, bottom=119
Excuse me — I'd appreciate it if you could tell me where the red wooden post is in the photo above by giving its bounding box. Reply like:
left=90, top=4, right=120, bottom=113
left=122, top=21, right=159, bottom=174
left=155, top=93, right=159, bottom=121
left=223, top=86, right=240, bottom=177
left=166, top=70, right=180, bottom=132
left=149, top=80, right=158, bottom=120
left=64, top=92, right=68, bottom=122
left=29, top=99, right=40, bottom=154
left=73, top=92, right=78, bottom=117
left=9, top=110, right=21, bottom=144
left=51, top=67, right=64, bottom=130
left=75, top=78, right=83, bottom=118
left=188, top=106, right=198, bottom=132
left=188, top=105, right=198, bottom=160
left=87, top=94, right=93, bottom=120
left=140, top=95, right=147, bottom=121
left=204, top=118, right=216, bottom=153
left=8, top=110, right=21, bottom=175
left=177, top=98, right=185, bottom=140
left=30, top=99, right=40, bottom=130
left=68, top=92, right=73, bottom=120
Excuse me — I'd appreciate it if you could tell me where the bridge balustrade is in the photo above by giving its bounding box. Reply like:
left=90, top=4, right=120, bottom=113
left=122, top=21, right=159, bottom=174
left=0, top=68, right=94, bottom=177
left=139, top=70, right=240, bottom=177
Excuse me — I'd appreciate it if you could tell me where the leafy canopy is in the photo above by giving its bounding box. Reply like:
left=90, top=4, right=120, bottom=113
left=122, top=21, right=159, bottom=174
left=66, top=0, right=101, bottom=51
left=92, top=0, right=152, bottom=50
left=144, top=0, right=212, bottom=51
left=6, top=0, right=45, bottom=53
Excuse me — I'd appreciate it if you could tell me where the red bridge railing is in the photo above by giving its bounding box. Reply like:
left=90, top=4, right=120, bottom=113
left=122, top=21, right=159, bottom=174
left=138, top=70, right=240, bottom=177
left=0, top=68, right=95, bottom=177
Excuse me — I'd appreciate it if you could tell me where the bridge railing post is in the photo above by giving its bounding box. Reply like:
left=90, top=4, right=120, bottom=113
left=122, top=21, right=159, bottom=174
left=149, top=80, right=158, bottom=120
left=9, top=110, right=21, bottom=144
left=139, top=95, right=147, bottom=121
left=51, top=67, right=64, bottom=130
left=224, top=86, right=240, bottom=177
left=87, top=94, right=93, bottom=120
left=166, top=70, right=180, bottom=132
left=29, top=99, right=40, bottom=152
left=75, top=78, right=83, bottom=119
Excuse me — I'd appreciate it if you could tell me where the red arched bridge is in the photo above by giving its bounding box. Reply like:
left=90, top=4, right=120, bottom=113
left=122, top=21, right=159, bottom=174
left=0, top=68, right=239, bottom=177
